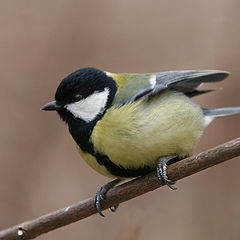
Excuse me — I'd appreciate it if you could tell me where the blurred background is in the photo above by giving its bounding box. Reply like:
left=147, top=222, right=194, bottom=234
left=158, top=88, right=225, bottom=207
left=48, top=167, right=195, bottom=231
left=0, top=0, right=240, bottom=239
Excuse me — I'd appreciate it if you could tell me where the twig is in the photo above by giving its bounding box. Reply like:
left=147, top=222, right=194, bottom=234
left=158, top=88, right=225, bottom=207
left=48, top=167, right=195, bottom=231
left=0, top=137, right=240, bottom=240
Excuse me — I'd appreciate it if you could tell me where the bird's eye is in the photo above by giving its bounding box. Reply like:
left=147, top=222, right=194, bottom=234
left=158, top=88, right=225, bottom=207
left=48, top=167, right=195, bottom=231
left=74, top=94, right=82, bottom=101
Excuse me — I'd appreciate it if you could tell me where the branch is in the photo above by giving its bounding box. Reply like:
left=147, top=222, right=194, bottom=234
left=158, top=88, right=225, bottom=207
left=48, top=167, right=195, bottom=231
left=1, top=138, right=240, bottom=240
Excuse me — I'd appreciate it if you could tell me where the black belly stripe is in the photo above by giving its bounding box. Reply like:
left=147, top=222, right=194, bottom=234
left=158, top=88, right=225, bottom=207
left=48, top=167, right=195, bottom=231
left=94, top=153, right=182, bottom=178
left=94, top=152, right=154, bottom=178
left=68, top=117, right=155, bottom=178
left=69, top=122, right=183, bottom=178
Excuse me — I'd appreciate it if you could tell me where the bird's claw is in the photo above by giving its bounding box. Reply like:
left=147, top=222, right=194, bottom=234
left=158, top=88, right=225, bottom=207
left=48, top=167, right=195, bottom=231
left=94, top=179, right=121, bottom=217
left=95, top=188, right=107, bottom=217
left=157, top=156, right=177, bottom=190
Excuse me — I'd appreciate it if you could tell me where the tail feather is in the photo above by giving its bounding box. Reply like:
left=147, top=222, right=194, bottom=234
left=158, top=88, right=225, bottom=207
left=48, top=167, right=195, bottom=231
left=202, top=107, right=240, bottom=127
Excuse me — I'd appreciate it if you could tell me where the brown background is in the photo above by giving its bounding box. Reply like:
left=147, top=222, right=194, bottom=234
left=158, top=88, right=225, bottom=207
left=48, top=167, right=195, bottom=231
left=0, top=1, right=240, bottom=239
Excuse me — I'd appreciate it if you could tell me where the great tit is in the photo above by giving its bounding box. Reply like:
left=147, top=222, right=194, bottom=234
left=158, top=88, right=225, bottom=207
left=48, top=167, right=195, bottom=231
left=42, top=67, right=240, bottom=216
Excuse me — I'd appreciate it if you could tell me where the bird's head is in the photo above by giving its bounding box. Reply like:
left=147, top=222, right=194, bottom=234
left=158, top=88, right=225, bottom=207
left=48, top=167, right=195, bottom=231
left=42, top=67, right=117, bottom=125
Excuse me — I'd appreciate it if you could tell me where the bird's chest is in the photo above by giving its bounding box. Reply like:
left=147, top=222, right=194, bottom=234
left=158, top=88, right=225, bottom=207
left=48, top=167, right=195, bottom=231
left=90, top=92, right=204, bottom=168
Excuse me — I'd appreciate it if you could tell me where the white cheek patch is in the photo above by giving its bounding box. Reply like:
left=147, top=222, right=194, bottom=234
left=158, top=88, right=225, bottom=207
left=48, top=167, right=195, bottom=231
left=65, top=88, right=109, bottom=122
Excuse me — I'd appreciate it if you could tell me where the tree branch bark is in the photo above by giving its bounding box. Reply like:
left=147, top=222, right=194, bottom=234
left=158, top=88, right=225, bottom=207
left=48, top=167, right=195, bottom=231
left=1, top=137, right=240, bottom=240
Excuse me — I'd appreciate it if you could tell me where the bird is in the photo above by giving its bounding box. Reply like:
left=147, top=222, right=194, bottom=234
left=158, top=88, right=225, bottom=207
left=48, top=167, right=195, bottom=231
left=42, top=67, right=240, bottom=216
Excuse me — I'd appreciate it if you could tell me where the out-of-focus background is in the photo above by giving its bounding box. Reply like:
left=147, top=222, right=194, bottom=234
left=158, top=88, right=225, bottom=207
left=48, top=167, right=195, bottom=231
left=0, top=1, right=240, bottom=239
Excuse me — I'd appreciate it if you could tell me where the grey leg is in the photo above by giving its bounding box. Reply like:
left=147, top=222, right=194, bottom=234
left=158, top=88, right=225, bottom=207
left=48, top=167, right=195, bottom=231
left=156, top=156, right=177, bottom=190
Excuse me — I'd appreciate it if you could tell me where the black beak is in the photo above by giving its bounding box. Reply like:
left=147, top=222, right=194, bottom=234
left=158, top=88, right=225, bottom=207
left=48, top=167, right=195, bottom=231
left=41, top=100, right=63, bottom=111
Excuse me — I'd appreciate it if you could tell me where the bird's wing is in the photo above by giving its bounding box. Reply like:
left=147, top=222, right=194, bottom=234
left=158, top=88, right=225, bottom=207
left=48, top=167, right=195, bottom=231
left=108, top=70, right=229, bottom=105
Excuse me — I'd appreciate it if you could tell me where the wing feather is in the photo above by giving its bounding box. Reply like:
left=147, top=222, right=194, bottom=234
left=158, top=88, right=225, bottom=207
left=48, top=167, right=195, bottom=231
left=111, top=70, right=229, bottom=105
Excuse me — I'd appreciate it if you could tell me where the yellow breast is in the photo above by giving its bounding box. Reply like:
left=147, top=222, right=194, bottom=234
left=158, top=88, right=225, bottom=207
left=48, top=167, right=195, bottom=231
left=90, top=90, right=204, bottom=171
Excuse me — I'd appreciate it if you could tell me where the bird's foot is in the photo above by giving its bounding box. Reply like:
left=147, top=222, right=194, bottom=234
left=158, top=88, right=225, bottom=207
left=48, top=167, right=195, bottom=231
left=95, top=179, right=122, bottom=217
left=156, top=156, right=177, bottom=190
